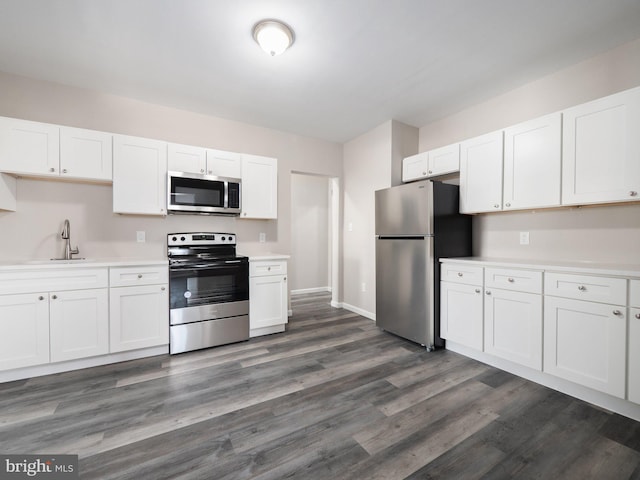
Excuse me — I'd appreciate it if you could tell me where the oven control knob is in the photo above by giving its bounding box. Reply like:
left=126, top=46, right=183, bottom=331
left=180, top=236, right=186, bottom=241
left=222, top=236, right=226, bottom=241
left=172, top=236, right=177, bottom=242
left=228, top=236, right=234, bottom=242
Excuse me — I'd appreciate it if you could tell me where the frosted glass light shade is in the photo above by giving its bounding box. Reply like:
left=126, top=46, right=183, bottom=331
left=253, top=20, right=294, bottom=56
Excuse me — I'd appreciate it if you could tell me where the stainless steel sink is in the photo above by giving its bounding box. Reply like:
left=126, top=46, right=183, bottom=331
left=23, top=258, right=91, bottom=265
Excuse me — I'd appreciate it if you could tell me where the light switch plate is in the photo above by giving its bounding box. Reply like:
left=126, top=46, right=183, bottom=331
left=136, top=231, right=146, bottom=243
left=259, top=232, right=266, bottom=243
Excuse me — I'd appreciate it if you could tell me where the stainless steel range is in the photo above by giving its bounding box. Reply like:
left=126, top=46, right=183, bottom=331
left=168, top=232, right=249, bottom=354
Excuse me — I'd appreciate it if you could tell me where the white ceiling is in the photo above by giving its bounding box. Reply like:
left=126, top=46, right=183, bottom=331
left=1, top=0, right=640, bottom=143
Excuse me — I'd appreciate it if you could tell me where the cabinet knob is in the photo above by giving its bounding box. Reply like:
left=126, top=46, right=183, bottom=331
left=200, top=169, right=205, bottom=173
left=475, top=288, right=481, bottom=293
left=508, top=278, right=514, bottom=283
left=612, top=310, right=622, bottom=316
left=161, top=286, right=166, bottom=291
left=38, top=295, right=44, bottom=301
left=138, top=274, right=143, bottom=278
left=284, top=277, right=287, bottom=281
left=494, top=204, right=499, bottom=208
left=630, top=191, right=638, bottom=197
left=505, top=202, right=511, bottom=207
left=422, top=171, right=427, bottom=175
left=457, top=272, right=463, bottom=277
left=49, top=167, right=55, bottom=172
left=485, top=290, right=491, bottom=295
left=428, top=170, right=432, bottom=174
left=636, top=313, right=640, bottom=319
left=52, top=294, right=58, bottom=300
left=578, top=285, right=586, bottom=291
left=208, top=170, right=212, bottom=174
left=62, top=168, right=68, bottom=174
left=267, top=267, right=271, bottom=271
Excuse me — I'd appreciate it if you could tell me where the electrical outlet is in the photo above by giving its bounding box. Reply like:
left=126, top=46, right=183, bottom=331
left=519, top=231, right=530, bottom=245
left=259, top=232, right=266, bottom=243
left=348, top=222, right=353, bottom=232
left=361, top=282, right=366, bottom=292
left=136, top=231, right=146, bottom=243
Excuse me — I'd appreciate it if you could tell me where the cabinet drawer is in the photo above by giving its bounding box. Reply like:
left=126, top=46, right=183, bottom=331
left=484, top=267, right=542, bottom=294
left=250, top=260, right=287, bottom=277
left=544, top=272, right=626, bottom=305
left=0, top=268, right=108, bottom=295
left=109, top=265, right=168, bottom=287
left=631, top=279, right=640, bottom=308
left=440, top=263, right=483, bottom=286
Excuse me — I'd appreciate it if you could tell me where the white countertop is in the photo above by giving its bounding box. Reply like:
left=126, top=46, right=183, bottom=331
left=0, top=258, right=168, bottom=271
left=440, top=257, right=640, bottom=278
left=244, top=253, right=290, bottom=261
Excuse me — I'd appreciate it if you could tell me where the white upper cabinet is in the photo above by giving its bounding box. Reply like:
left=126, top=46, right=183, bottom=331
left=167, top=143, right=206, bottom=174
left=402, top=152, right=428, bottom=182
left=459, top=130, right=504, bottom=213
left=503, top=113, right=561, bottom=210
left=60, top=126, right=112, bottom=181
left=562, top=86, right=640, bottom=205
left=206, top=149, right=242, bottom=178
left=240, top=154, right=278, bottom=219
left=402, top=143, right=460, bottom=183
left=0, top=116, right=59, bottom=176
left=0, top=174, right=16, bottom=211
left=113, top=135, right=168, bottom=215
left=428, top=143, right=460, bottom=177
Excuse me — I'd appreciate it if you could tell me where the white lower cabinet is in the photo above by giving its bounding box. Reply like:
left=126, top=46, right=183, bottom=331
left=49, top=288, right=109, bottom=362
left=484, top=288, right=542, bottom=370
left=249, top=259, right=288, bottom=337
left=440, top=281, right=483, bottom=350
left=543, top=296, right=626, bottom=398
left=630, top=306, right=640, bottom=404
left=0, top=293, right=50, bottom=370
left=109, top=265, right=169, bottom=352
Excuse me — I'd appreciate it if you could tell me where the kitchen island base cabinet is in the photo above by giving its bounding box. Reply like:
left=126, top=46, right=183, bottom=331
left=543, top=296, right=626, bottom=399
left=249, top=258, right=288, bottom=337
left=0, top=293, right=50, bottom=370
left=49, top=288, right=109, bottom=362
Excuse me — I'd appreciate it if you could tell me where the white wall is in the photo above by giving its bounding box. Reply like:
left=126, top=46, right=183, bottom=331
left=290, top=173, right=330, bottom=293
left=419, top=38, right=640, bottom=264
left=0, top=71, right=343, bottom=268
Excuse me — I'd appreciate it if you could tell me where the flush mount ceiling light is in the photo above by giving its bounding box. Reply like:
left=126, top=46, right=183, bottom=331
left=252, top=19, right=294, bottom=56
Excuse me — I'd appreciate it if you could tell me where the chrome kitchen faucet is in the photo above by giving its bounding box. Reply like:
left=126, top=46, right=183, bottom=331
left=60, top=219, right=80, bottom=260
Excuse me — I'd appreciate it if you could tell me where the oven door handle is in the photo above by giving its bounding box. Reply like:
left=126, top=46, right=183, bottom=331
left=170, top=260, right=245, bottom=270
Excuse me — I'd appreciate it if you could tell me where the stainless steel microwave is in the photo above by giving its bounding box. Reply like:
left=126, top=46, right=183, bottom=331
left=167, top=171, right=241, bottom=215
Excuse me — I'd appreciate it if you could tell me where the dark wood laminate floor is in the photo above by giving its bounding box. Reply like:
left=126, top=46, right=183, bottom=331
left=2, top=292, right=640, bottom=479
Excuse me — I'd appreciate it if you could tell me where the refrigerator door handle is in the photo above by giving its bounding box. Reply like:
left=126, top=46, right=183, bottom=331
left=376, top=235, right=432, bottom=240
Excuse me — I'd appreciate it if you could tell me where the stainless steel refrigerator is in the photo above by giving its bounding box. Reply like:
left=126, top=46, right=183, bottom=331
left=375, top=180, right=472, bottom=349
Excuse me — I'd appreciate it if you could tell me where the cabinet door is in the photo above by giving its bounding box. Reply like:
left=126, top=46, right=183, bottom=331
left=562, top=86, right=640, bottom=205
left=110, top=284, right=169, bottom=352
left=0, top=173, right=17, bottom=211
left=428, top=143, right=459, bottom=177
left=60, top=127, right=113, bottom=181
left=250, top=275, right=287, bottom=330
left=0, top=293, right=49, bottom=370
left=484, top=289, right=542, bottom=370
left=402, top=152, right=428, bottom=182
left=503, top=112, right=561, bottom=210
left=206, top=149, right=242, bottom=178
left=459, top=130, right=504, bottom=213
left=49, top=288, right=109, bottom=362
left=241, top=154, right=278, bottom=219
left=0, top=116, right=59, bottom=176
left=543, top=296, right=626, bottom=398
left=113, top=135, right=167, bottom=215
left=440, top=281, right=483, bottom=350
left=630, top=307, right=640, bottom=404
left=167, top=142, right=207, bottom=174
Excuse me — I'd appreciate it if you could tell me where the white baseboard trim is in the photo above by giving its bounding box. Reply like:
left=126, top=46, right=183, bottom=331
left=341, top=302, right=376, bottom=321
left=446, top=341, right=640, bottom=422
left=0, top=345, right=169, bottom=384
left=291, top=287, right=331, bottom=295
left=330, top=300, right=342, bottom=309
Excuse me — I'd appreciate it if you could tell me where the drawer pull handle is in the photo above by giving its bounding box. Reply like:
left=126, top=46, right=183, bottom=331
left=38, top=296, right=44, bottom=301
left=630, top=191, right=638, bottom=197
left=507, top=278, right=514, bottom=283
left=457, top=272, right=463, bottom=277
left=578, top=285, right=586, bottom=291
left=475, top=288, right=481, bottom=293
left=138, top=274, right=143, bottom=279
left=485, top=291, right=491, bottom=295
left=613, top=310, right=622, bottom=316
left=51, top=295, right=58, bottom=300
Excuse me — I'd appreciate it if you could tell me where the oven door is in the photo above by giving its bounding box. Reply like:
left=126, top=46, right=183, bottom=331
left=169, top=259, right=249, bottom=311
